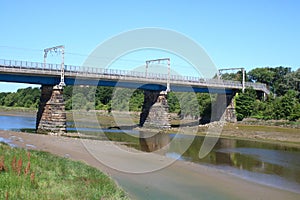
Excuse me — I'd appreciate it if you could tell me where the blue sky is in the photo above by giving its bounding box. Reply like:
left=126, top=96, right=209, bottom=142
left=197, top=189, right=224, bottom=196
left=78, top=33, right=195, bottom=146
left=1, top=0, right=300, bottom=92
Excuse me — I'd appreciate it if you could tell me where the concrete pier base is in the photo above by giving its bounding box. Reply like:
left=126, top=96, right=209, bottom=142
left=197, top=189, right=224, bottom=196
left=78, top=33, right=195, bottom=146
left=139, top=90, right=171, bottom=129
left=36, top=85, right=66, bottom=135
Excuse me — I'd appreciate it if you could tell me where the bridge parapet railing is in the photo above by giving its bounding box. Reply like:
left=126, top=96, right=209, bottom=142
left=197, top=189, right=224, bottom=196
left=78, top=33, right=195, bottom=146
left=0, top=59, right=269, bottom=93
left=0, top=59, right=238, bottom=85
left=0, top=59, right=62, bottom=72
left=245, top=82, right=267, bottom=89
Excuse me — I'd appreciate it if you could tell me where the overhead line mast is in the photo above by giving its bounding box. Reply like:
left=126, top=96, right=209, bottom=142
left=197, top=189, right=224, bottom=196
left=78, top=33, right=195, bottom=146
left=44, top=45, right=65, bottom=88
left=218, top=67, right=245, bottom=93
left=146, top=58, right=171, bottom=92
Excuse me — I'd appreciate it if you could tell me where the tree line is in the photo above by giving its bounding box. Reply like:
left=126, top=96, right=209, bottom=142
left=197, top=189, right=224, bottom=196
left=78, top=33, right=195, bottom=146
left=0, top=66, right=299, bottom=121
left=0, top=87, right=40, bottom=108
left=223, top=66, right=300, bottom=121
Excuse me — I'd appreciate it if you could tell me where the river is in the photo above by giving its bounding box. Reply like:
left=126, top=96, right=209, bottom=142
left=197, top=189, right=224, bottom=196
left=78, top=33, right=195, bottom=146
left=0, top=114, right=300, bottom=194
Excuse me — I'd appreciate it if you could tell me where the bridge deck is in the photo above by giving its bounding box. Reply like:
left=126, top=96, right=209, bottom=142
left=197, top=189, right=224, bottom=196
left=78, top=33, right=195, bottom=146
left=0, top=59, right=270, bottom=94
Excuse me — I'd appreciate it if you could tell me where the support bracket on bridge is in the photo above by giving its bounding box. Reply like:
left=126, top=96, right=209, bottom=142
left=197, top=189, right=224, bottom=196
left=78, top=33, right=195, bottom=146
left=44, top=45, right=65, bottom=89
left=218, top=67, right=246, bottom=93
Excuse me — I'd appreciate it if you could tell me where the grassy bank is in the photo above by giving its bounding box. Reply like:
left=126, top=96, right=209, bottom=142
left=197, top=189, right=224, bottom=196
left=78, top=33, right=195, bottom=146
left=194, top=123, right=300, bottom=147
left=0, top=106, right=37, bottom=113
left=0, top=143, right=128, bottom=200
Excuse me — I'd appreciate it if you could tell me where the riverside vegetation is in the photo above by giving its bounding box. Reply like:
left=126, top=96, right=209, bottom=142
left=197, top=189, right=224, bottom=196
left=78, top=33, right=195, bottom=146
left=0, top=143, right=128, bottom=200
left=0, top=66, right=299, bottom=122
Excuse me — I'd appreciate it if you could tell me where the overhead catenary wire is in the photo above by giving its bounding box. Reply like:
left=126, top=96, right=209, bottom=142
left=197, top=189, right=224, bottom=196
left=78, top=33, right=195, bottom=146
left=0, top=45, right=216, bottom=75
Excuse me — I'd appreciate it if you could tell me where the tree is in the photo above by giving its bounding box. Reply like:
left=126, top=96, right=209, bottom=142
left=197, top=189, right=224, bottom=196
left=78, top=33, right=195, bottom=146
left=3, top=93, right=16, bottom=107
left=220, top=71, right=244, bottom=82
left=248, top=67, right=275, bottom=86
left=248, top=66, right=296, bottom=97
left=95, top=86, right=113, bottom=105
left=167, top=92, right=180, bottom=113
left=63, top=86, right=73, bottom=102
left=235, top=88, right=257, bottom=121
left=71, top=93, right=87, bottom=110
left=273, top=90, right=299, bottom=120
left=129, top=89, right=144, bottom=112
left=289, top=103, right=300, bottom=121
left=272, top=66, right=292, bottom=96
left=0, top=92, right=9, bottom=105
left=179, top=93, right=200, bottom=119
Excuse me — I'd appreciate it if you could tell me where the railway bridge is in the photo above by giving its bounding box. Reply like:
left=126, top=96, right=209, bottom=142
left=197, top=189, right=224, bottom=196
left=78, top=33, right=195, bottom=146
left=0, top=59, right=269, bottom=135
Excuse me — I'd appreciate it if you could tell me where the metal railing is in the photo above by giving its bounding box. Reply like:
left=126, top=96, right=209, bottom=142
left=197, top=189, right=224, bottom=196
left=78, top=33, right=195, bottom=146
left=0, top=59, right=270, bottom=94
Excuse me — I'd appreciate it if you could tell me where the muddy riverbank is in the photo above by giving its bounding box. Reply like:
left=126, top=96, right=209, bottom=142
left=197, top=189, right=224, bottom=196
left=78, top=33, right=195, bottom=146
left=0, top=130, right=299, bottom=200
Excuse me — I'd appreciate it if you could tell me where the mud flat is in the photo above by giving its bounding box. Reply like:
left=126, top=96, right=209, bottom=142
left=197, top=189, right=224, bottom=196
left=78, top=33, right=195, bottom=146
left=0, top=130, right=299, bottom=200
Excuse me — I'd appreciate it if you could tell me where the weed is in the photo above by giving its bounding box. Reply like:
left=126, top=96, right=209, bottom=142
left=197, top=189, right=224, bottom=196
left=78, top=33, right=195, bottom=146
left=0, top=156, right=6, bottom=172
left=17, top=157, right=22, bottom=176
left=0, top=143, right=128, bottom=199
left=11, top=156, right=16, bottom=172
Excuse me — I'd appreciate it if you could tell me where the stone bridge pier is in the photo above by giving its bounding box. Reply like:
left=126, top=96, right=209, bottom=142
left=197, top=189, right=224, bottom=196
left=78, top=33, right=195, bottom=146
left=139, top=90, right=171, bottom=129
left=140, top=91, right=237, bottom=128
left=36, top=85, right=66, bottom=135
left=211, top=93, right=237, bottom=123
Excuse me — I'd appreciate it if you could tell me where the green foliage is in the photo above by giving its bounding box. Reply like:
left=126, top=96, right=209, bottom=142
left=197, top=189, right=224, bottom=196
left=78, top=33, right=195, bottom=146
left=235, top=88, right=300, bottom=121
left=248, top=66, right=297, bottom=96
left=95, top=86, right=113, bottom=105
left=273, top=90, right=300, bottom=120
left=233, top=66, right=300, bottom=121
left=235, top=88, right=257, bottom=121
left=248, top=67, right=275, bottom=85
left=71, top=93, right=88, bottom=110
left=0, top=87, right=40, bottom=108
left=167, top=92, right=213, bottom=119
left=289, top=103, right=300, bottom=121
left=129, top=89, right=144, bottom=112
left=110, top=88, right=130, bottom=111
left=167, top=92, right=180, bottom=113
left=64, top=86, right=97, bottom=111
left=220, top=71, right=244, bottom=82
left=197, top=93, right=214, bottom=115
left=0, top=144, right=128, bottom=200
left=179, top=93, right=200, bottom=118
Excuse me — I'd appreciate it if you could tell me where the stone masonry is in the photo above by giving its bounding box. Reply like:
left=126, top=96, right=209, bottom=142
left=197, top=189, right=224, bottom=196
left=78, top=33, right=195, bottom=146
left=212, top=93, right=237, bottom=123
left=139, top=90, right=171, bottom=129
left=36, top=85, right=66, bottom=135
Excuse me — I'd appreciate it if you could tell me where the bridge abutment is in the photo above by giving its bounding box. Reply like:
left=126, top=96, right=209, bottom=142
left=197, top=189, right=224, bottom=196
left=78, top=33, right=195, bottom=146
left=139, top=90, right=171, bottom=129
left=212, top=93, right=237, bottom=123
left=36, top=85, right=66, bottom=135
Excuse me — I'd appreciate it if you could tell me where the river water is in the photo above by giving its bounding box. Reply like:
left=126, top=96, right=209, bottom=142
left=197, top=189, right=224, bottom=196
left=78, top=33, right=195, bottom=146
left=0, top=114, right=300, bottom=194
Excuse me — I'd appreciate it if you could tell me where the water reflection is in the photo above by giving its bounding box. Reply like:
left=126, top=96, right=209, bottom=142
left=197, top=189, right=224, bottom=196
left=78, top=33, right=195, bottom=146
left=180, top=137, right=300, bottom=192
left=136, top=134, right=300, bottom=192
left=215, top=139, right=237, bottom=165
left=139, top=131, right=170, bottom=152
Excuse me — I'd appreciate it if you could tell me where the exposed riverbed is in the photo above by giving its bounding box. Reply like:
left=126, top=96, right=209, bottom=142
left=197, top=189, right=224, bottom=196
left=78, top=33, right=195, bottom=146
left=0, top=113, right=300, bottom=199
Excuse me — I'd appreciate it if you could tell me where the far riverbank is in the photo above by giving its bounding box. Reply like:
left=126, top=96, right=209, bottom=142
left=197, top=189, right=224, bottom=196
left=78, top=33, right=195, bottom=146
left=0, top=107, right=299, bottom=147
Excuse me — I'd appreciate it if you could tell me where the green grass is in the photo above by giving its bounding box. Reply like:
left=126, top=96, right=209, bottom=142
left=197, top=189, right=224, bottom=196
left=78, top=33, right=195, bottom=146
left=0, top=106, right=37, bottom=112
left=0, top=143, right=129, bottom=200
left=228, top=124, right=300, bottom=134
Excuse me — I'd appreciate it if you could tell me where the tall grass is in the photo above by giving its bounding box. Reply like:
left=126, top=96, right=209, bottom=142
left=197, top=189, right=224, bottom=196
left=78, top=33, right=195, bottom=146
left=0, top=143, right=128, bottom=200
